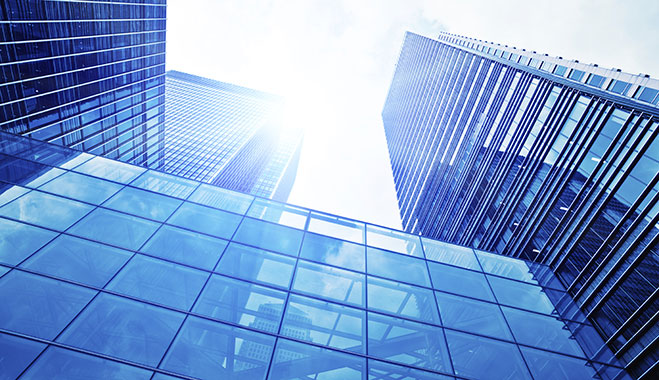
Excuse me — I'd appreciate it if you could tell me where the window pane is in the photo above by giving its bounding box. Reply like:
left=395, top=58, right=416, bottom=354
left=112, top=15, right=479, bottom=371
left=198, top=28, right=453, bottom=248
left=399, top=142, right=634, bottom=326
left=435, top=292, right=512, bottom=340
left=268, top=339, right=365, bottom=380
left=368, top=359, right=452, bottom=379
left=69, top=208, right=159, bottom=251
left=58, top=293, right=185, bottom=367
left=292, top=261, right=365, bottom=307
left=367, top=276, right=439, bottom=324
left=189, top=183, right=253, bottom=214
left=168, top=202, right=241, bottom=239
left=0, top=217, right=56, bottom=266
left=0, top=270, right=95, bottom=339
left=74, top=156, right=145, bottom=184
left=0, top=185, right=29, bottom=207
left=475, top=250, right=536, bottom=283
left=521, top=346, right=597, bottom=380
left=233, top=217, right=303, bottom=256
left=487, top=275, right=556, bottom=314
left=282, top=295, right=365, bottom=353
left=428, top=262, right=494, bottom=302
left=161, top=316, right=275, bottom=380
left=142, top=225, right=227, bottom=270
left=39, top=171, right=123, bottom=204
left=422, top=238, right=480, bottom=270
left=0, top=332, right=46, bottom=380
left=247, top=198, right=308, bottom=229
left=58, top=152, right=93, bottom=170
left=130, top=170, right=198, bottom=199
left=216, top=243, right=295, bottom=289
left=21, top=234, right=132, bottom=287
left=367, top=247, right=430, bottom=287
left=25, top=167, right=65, bottom=188
left=193, top=274, right=287, bottom=333
left=366, top=225, right=423, bottom=257
left=0, top=190, right=93, bottom=230
left=299, top=232, right=365, bottom=272
left=308, top=212, right=365, bottom=244
left=103, top=186, right=181, bottom=222
left=107, top=255, right=208, bottom=311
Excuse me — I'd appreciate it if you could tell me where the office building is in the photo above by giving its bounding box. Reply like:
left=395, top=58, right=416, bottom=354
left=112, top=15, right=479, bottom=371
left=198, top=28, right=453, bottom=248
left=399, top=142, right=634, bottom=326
left=0, top=131, right=630, bottom=379
left=163, top=70, right=303, bottom=201
left=0, top=0, right=167, bottom=168
left=382, top=31, right=658, bottom=378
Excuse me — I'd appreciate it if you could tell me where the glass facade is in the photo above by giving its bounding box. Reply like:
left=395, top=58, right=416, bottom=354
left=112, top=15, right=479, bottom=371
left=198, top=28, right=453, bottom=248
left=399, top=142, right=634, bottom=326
left=0, top=0, right=167, bottom=168
left=382, top=31, right=658, bottom=378
left=0, top=130, right=630, bottom=379
left=163, top=70, right=303, bottom=201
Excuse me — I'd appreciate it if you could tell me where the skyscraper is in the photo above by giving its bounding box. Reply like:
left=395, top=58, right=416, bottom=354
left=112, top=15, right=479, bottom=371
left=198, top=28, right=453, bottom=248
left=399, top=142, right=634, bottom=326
left=163, top=70, right=303, bottom=201
left=383, top=31, right=658, bottom=378
left=0, top=130, right=630, bottom=379
left=0, top=0, right=167, bottom=168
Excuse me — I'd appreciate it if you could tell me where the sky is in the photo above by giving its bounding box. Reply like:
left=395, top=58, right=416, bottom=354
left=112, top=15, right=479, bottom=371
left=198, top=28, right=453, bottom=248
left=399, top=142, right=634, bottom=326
left=167, top=0, right=659, bottom=229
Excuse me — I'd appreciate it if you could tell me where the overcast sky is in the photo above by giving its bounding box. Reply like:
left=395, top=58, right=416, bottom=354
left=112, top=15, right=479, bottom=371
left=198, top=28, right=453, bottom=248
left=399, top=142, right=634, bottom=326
left=167, top=0, right=659, bottom=229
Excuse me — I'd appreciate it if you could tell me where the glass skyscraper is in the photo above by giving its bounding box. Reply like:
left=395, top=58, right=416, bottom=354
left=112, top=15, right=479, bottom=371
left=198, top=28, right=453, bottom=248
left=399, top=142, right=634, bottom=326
left=0, top=0, right=167, bottom=168
left=164, top=70, right=303, bottom=201
left=383, top=31, right=658, bottom=378
left=0, top=130, right=630, bottom=379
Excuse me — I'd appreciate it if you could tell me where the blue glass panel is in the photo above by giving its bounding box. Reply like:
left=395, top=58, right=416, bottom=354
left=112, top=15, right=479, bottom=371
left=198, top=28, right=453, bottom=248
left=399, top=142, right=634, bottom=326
left=292, top=261, right=365, bottom=307
left=0, top=190, right=93, bottom=230
left=25, top=167, right=65, bottom=188
left=233, top=217, right=303, bottom=256
left=435, top=292, right=512, bottom=340
left=216, top=243, right=295, bottom=289
left=189, top=183, right=253, bottom=214
left=428, top=262, right=495, bottom=301
left=368, top=312, right=451, bottom=372
left=367, top=276, right=440, bottom=324
left=0, top=333, right=45, bottom=380
left=104, top=186, right=181, bottom=222
left=445, top=330, right=531, bottom=379
left=0, top=266, right=7, bottom=277
left=107, top=255, right=208, bottom=311
left=74, top=156, right=145, bottom=184
left=487, top=275, right=555, bottom=314
left=58, top=293, right=185, bottom=367
left=68, top=208, right=159, bottom=250
left=502, top=307, right=584, bottom=356
left=521, top=346, right=597, bottom=380
left=247, top=198, right=308, bottom=229
left=268, top=339, right=365, bottom=380
left=422, top=238, right=480, bottom=270
left=20, top=346, right=152, bottom=380
left=39, top=171, right=123, bottom=204
left=367, top=247, right=430, bottom=287
left=142, top=225, right=227, bottom=270
left=130, top=170, right=198, bottom=199
left=0, top=185, right=29, bottom=207
left=193, top=274, right=287, bottom=333
left=308, top=212, right=365, bottom=244
left=282, top=295, right=365, bottom=353
left=475, top=250, right=536, bottom=283
left=368, top=359, right=453, bottom=379
left=0, top=217, right=56, bottom=265
left=0, top=270, right=95, bottom=339
left=161, top=316, right=275, bottom=380
left=21, top=234, right=131, bottom=287
left=58, top=152, right=93, bottom=170
left=168, top=202, right=241, bottom=239
left=366, top=225, right=423, bottom=257
left=300, top=232, right=365, bottom=272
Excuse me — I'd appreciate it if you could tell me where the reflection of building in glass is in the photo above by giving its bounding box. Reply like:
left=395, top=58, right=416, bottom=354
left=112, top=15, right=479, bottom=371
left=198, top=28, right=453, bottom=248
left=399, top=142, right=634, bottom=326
left=383, top=31, right=658, bottom=379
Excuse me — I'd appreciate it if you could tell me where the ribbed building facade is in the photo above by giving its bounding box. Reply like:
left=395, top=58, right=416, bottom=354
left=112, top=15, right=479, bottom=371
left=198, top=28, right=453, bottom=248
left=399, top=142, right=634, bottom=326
left=0, top=0, right=167, bottom=168
left=163, top=70, right=303, bottom=201
left=383, top=31, right=658, bottom=378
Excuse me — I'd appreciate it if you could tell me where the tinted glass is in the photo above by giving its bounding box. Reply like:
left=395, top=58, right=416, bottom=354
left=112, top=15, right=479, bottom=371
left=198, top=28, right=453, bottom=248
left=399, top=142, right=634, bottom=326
left=0, top=217, right=56, bottom=266
left=104, top=186, right=181, bottom=222
left=74, top=156, right=145, bottom=183
left=168, top=201, right=242, bottom=239
left=268, top=339, right=365, bottom=380
left=0, top=333, right=46, bottom=380
left=293, top=261, right=365, bottom=307
left=429, top=262, right=494, bottom=301
left=39, top=171, right=123, bottom=204
left=130, top=170, right=198, bottom=199
left=141, top=225, right=227, bottom=271
left=435, top=292, right=512, bottom=340
left=367, top=247, right=430, bottom=287
left=0, top=190, right=92, bottom=230
left=299, top=232, right=365, bottom=272
left=233, top=217, right=303, bottom=256
left=69, top=208, right=159, bottom=251
left=368, top=276, right=440, bottom=324
left=189, top=183, right=253, bottom=214
left=216, top=243, right=296, bottom=289
left=367, top=225, right=423, bottom=257
left=422, top=238, right=480, bottom=270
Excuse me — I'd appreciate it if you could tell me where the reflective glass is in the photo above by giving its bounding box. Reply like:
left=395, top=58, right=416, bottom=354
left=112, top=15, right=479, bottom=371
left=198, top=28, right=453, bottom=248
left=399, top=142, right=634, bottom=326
left=247, top=198, right=308, bottom=229
left=130, top=170, right=198, bottom=199
left=58, top=152, right=93, bottom=170
left=268, top=339, right=365, bottom=380
left=368, top=276, right=440, bottom=324
left=367, top=359, right=453, bottom=379
left=161, top=316, right=275, bottom=380
left=521, top=346, right=597, bottom=380
left=308, top=212, right=365, bottom=244
left=193, top=274, right=287, bottom=333
left=58, top=293, right=185, bottom=367
left=104, top=186, right=181, bottom=222
left=367, top=247, right=430, bottom=287
left=0, top=266, right=8, bottom=277
left=282, top=295, right=365, bottom=353
left=74, top=156, right=145, bottom=184
left=428, top=262, right=495, bottom=302
left=0, top=333, right=46, bottom=380
left=0, top=185, right=29, bottom=207
left=233, top=217, right=303, bottom=256
left=69, top=208, right=159, bottom=251
left=423, top=238, right=480, bottom=270
left=189, top=183, right=253, bottom=214
left=299, top=232, right=365, bottom=272
left=21, top=234, right=132, bottom=287
left=435, top=292, right=512, bottom=340
left=168, top=202, right=242, bottom=239
left=475, top=250, right=536, bottom=283
left=39, top=171, right=123, bottom=204
left=445, top=330, right=531, bottom=379
left=487, top=275, right=555, bottom=314
left=0, top=217, right=56, bottom=265
left=0, top=270, right=95, bottom=339
left=293, top=261, right=365, bottom=307
left=107, top=255, right=208, bottom=311
left=25, top=167, right=65, bottom=188
left=20, top=346, right=152, bottom=380
left=366, top=225, right=423, bottom=257
left=368, top=312, right=451, bottom=372
left=142, top=225, right=227, bottom=270
left=216, top=243, right=295, bottom=289
left=0, top=190, right=92, bottom=230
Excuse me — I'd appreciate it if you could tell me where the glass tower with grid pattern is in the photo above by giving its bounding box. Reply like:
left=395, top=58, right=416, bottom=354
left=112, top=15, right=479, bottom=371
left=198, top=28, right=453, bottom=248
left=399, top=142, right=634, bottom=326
left=0, top=0, right=166, bottom=168
left=382, top=31, right=659, bottom=379
left=0, top=131, right=631, bottom=379
left=164, top=70, right=303, bottom=201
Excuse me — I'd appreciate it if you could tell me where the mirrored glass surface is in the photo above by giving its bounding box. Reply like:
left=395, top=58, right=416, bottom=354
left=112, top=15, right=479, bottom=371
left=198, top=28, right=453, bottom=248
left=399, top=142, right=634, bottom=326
left=435, top=292, right=512, bottom=340
left=0, top=217, right=57, bottom=266
left=103, top=186, right=181, bottom=222
left=130, top=170, right=198, bottom=199
left=299, top=232, right=365, bottom=272
left=0, top=332, right=46, bottom=380
left=268, top=339, right=365, bottom=380
left=292, top=261, right=365, bottom=307
left=487, top=275, right=555, bottom=314
left=428, top=262, right=495, bottom=302
left=141, top=225, right=227, bottom=271
left=68, top=208, right=159, bottom=251
left=308, top=212, right=365, bottom=244
left=233, top=217, right=304, bottom=256
left=73, top=156, right=145, bottom=184
left=24, top=167, right=65, bottom=188
left=216, top=243, right=296, bottom=289
left=366, top=225, right=423, bottom=257
left=189, top=183, right=253, bottom=214
left=521, top=346, right=597, bottom=380
left=367, top=276, right=440, bottom=324
left=168, top=202, right=242, bottom=239
left=247, top=198, right=308, bottom=229
left=39, top=171, right=123, bottom=204
left=58, top=152, right=93, bottom=170
left=367, top=247, right=430, bottom=287
left=475, top=250, right=536, bottom=283
left=0, top=185, right=29, bottom=207
left=0, top=190, right=93, bottom=230
left=367, top=359, right=453, bottom=379
left=422, top=238, right=480, bottom=271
